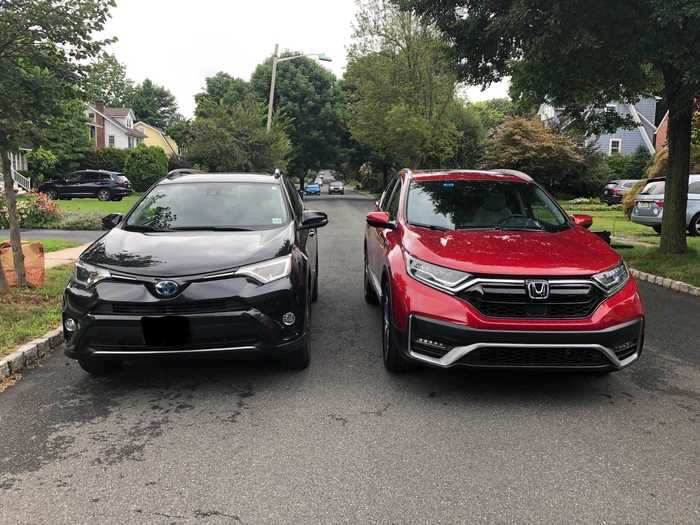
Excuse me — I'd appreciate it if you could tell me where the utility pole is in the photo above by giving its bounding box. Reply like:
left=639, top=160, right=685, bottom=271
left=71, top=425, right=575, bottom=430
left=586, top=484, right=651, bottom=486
left=266, top=43, right=279, bottom=133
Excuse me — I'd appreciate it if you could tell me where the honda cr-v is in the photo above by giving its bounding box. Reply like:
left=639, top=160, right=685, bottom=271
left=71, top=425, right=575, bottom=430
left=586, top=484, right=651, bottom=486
left=364, top=169, right=644, bottom=372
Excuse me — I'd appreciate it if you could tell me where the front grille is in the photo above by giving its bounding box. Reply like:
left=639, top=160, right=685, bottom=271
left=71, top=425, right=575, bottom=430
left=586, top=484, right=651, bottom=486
left=459, top=347, right=610, bottom=367
left=459, top=279, right=605, bottom=319
left=93, top=298, right=244, bottom=316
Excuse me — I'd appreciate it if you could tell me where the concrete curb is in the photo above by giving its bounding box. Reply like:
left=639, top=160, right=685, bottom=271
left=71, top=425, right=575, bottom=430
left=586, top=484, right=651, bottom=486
left=630, top=268, right=700, bottom=297
left=0, top=327, right=64, bottom=381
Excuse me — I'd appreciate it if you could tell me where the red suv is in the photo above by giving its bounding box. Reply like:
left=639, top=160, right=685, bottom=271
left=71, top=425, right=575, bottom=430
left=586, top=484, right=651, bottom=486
left=364, top=169, right=644, bottom=373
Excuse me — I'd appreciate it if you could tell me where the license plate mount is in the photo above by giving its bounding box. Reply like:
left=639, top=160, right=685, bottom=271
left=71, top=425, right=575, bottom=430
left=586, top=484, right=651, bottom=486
left=142, top=316, right=191, bottom=347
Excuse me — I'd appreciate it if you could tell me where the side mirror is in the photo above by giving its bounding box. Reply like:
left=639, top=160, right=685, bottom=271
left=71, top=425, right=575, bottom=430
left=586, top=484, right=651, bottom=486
left=102, top=213, right=123, bottom=230
left=572, top=214, right=593, bottom=229
left=300, top=210, right=328, bottom=230
left=366, top=211, right=395, bottom=229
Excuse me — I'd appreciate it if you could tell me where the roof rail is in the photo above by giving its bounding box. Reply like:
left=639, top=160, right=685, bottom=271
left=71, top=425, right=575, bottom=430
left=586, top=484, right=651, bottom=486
left=489, top=169, right=533, bottom=182
left=167, top=168, right=203, bottom=178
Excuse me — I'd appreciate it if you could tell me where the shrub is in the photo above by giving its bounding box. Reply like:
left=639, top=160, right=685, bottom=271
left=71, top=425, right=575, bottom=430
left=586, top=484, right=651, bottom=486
left=80, top=148, right=129, bottom=172
left=51, top=212, right=102, bottom=230
left=26, top=147, right=58, bottom=184
left=168, top=154, right=193, bottom=172
left=0, top=191, right=61, bottom=228
left=124, top=145, right=168, bottom=192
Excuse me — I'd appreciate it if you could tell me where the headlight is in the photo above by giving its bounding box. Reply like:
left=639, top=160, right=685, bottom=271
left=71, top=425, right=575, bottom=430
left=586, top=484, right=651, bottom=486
left=592, top=262, right=629, bottom=294
left=235, top=255, right=292, bottom=284
left=73, top=261, right=111, bottom=288
left=405, top=254, right=472, bottom=292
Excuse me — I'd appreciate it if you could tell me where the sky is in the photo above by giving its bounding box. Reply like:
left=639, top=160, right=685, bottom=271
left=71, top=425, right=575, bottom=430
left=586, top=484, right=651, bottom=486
left=101, top=0, right=509, bottom=117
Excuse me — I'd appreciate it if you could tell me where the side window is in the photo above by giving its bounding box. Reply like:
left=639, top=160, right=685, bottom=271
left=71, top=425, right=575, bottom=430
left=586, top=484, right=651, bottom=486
left=80, top=173, right=96, bottom=183
left=387, top=180, right=402, bottom=220
left=688, top=181, right=700, bottom=194
left=379, top=179, right=397, bottom=211
left=283, top=176, right=303, bottom=218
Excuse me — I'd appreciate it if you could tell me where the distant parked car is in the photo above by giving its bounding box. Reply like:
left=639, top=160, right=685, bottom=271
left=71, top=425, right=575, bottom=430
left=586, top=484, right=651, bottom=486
left=630, top=175, right=700, bottom=235
left=305, top=183, right=321, bottom=196
left=38, top=170, right=133, bottom=202
left=328, top=181, right=345, bottom=195
left=601, top=179, right=639, bottom=205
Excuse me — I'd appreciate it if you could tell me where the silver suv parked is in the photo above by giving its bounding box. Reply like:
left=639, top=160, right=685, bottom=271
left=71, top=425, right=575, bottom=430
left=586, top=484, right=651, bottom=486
left=631, top=174, right=700, bottom=235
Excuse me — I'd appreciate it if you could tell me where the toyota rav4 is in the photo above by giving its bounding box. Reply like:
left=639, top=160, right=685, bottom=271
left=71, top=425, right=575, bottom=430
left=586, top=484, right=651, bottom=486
left=364, top=169, right=644, bottom=373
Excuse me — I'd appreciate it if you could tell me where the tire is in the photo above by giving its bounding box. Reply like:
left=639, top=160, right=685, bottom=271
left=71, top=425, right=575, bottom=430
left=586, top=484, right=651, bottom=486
left=381, top=281, right=413, bottom=372
left=111, top=196, right=123, bottom=202
left=653, top=225, right=662, bottom=234
left=364, top=250, right=378, bottom=304
left=97, top=189, right=111, bottom=201
left=78, top=356, right=120, bottom=376
left=688, top=214, right=700, bottom=237
left=46, top=189, right=59, bottom=200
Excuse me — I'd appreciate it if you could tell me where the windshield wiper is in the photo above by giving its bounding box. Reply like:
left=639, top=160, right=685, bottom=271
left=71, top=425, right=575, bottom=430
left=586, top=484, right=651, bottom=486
left=170, top=226, right=253, bottom=232
left=123, top=224, right=171, bottom=232
left=410, top=222, right=453, bottom=232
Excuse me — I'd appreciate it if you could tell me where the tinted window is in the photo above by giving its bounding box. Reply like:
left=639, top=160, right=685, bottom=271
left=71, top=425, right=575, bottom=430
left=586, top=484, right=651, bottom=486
left=688, top=181, right=700, bottom=194
left=126, top=182, right=290, bottom=231
left=80, top=173, right=96, bottom=182
left=641, top=181, right=665, bottom=195
left=387, top=180, right=402, bottom=220
left=379, top=179, right=397, bottom=211
left=406, top=180, right=569, bottom=232
left=283, top=176, right=303, bottom=218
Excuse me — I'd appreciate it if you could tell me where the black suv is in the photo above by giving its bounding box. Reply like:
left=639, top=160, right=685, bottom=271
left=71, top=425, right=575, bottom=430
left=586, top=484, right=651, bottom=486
left=63, top=172, right=328, bottom=375
left=38, top=170, right=133, bottom=201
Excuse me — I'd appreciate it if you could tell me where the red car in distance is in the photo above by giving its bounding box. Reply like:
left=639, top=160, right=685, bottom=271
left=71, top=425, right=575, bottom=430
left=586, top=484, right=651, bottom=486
left=364, top=169, right=644, bottom=373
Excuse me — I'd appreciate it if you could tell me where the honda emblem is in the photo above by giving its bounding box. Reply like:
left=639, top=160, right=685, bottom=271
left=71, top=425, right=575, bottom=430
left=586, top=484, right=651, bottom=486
left=526, top=280, right=550, bottom=300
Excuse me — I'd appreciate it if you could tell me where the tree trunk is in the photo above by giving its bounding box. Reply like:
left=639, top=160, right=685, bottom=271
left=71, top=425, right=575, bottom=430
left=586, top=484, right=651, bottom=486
left=0, top=251, right=8, bottom=295
left=1, top=151, right=27, bottom=286
left=659, top=90, right=694, bottom=254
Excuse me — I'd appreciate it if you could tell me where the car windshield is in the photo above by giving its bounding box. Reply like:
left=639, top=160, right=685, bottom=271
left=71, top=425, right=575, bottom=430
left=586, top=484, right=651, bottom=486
left=641, top=180, right=665, bottom=195
left=125, top=182, right=289, bottom=232
left=331, top=182, right=343, bottom=187
left=406, top=179, right=570, bottom=232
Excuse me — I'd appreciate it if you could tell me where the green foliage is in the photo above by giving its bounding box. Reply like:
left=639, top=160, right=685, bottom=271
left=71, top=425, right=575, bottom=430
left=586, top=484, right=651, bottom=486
left=35, top=99, right=93, bottom=175
left=123, top=145, right=168, bottom=192
left=0, top=192, right=60, bottom=228
left=469, top=99, right=515, bottom=132
left=195, top=72, right=252, bottom=118
left=128, top=79, right=179, bottom=129
left=188, top=101, right=290, bottom=173
left=605, top=147, right=652, bottom=181
left=83, top=53, right=134, bottom=106
left=26, top=148, right=58, bottom=183
left=480, top=117, right=587, bottom=193
left=80, top=147, right=129, bottom=172
left=165, top=117, right=193, bottom=153
left=250, top=54, right=346, bottom=184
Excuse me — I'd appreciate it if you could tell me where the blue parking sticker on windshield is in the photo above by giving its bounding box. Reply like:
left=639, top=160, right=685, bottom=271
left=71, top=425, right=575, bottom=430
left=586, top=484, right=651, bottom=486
left=443, top=182, right=455, bottom=188
left=272, top=218, right=282, bottom=224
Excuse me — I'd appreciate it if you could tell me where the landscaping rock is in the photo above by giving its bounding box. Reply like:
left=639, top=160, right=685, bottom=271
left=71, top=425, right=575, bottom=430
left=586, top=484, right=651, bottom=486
left=0, top=360, right=10, bottom=381
left=6, top=351, right=25, bottom=373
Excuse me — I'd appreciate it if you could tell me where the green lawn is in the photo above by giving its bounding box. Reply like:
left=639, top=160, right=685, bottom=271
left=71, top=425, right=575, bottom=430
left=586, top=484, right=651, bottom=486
left=0, top=265, right=72, bottom=357
left=0, top=239, right=81, bottom=253
left=55, top=195, right=140, bottom=214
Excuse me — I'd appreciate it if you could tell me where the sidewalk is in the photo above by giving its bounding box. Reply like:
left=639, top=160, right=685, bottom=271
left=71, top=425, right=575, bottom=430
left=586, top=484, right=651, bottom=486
left=45, top=244, right=88, bottom=269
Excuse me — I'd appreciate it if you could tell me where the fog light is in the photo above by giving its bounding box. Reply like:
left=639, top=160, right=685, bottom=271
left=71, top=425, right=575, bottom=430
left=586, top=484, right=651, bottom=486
left=64, top=318, right=77, bottom=332
left=282, top=312, right=296, bottom=326
left=416, top=337, right=447, bottom=350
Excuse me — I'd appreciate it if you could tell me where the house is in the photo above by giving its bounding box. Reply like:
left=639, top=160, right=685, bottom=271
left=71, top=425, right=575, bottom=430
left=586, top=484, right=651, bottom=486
left=0, top=149, right=31, bottom=193
left=134, top=121, right=179, bottom=157
left=86, top=101, right=146, bottom=150
left=538, top=97, right=658, bottom=155
left=654, top=98, right=699, bottom=152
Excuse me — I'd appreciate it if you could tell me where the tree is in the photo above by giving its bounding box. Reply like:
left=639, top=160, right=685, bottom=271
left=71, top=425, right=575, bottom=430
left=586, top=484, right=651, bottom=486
left=194, top=72, right=252, bottom=119
left=399, top=0, right=700, bottom=254
left=470, top=99, right=515, bottom=132
left=128, top=79, right=179, bottom=129
left=39, top=99, right=93, bottom=174
left=344, top=0, right=479, bottom=185
left=250, top=53, right=346, bottom=188
left=480, top=117, right=586, bottom=194
left=83, top=53, right=133, bottom=106
left=165, top=116, right=193, bottom=156
left=26, top=147, right=58, bottom=184
left=187, top=100, right=290, bottom=173
left=123, top=145, right=168, bottom=192
left=0, top=0, right=114, bottom=291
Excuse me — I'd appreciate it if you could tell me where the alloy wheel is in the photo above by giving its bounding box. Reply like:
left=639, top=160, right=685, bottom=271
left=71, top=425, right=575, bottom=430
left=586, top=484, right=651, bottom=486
left=98, top=190, right=111, bottom=201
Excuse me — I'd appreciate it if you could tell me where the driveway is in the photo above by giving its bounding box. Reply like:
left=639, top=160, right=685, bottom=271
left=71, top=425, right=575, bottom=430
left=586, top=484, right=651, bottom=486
left=0, top=194, right=698, bottom=524
left=0, top=229, right=103, bottom=244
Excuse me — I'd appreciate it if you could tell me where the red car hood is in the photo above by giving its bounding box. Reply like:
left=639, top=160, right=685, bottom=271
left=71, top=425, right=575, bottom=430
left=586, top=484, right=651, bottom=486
left=402, top=226, right=620, bottom=276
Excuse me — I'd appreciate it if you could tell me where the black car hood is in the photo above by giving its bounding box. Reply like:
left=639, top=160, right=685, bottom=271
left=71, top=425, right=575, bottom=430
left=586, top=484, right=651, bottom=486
left=81, top=224, right=295, bottom=277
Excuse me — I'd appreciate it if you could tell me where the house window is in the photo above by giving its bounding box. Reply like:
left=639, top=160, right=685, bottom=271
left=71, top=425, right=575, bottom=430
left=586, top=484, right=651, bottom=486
left=108, top=135, right=115, bottom=147
left=609, top=138, right=622, bottom=155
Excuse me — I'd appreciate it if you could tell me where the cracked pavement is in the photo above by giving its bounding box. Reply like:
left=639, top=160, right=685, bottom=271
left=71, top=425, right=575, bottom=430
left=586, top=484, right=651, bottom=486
left=1, top=191, right=699, bottom=523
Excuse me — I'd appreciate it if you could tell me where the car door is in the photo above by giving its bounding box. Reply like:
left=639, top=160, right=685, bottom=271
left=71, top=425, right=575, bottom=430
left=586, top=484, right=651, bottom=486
left=284, top=176, right=317, bottom=282
left=368, top=178, right=402, bottom=286
left=76, top=172, right=99, bottom=196
left=59, top=172, right=83, bottom=196
left=687, top=179, right=700, bottom=226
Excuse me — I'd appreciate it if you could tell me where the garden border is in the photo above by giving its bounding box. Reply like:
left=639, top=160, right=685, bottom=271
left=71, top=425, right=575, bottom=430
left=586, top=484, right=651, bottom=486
left=0, top=328, right=64, bottom=382
left=630, top=268, right=700, bottom=297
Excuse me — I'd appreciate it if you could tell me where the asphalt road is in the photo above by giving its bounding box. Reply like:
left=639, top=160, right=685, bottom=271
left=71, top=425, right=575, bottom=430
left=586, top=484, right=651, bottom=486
left=1, top=190, right=699, bottom=524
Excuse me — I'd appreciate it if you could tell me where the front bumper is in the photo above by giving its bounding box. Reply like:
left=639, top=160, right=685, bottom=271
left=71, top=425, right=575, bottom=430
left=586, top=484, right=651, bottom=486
left=63, top=273, right=307, bottom=361
left=404, top=315, right=644, bottom=370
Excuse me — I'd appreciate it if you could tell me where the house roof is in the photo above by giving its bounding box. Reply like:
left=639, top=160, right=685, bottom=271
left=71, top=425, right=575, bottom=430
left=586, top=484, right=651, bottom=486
left=87, top=104, right=146, bottom=139
left=104, top=107, right=133, bottom=118
left=135, top=121, right=178, bottom=155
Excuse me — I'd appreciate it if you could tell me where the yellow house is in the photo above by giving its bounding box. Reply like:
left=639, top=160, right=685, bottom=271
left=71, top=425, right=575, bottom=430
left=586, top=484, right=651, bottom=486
left=134, top=121, right=179, bottom=157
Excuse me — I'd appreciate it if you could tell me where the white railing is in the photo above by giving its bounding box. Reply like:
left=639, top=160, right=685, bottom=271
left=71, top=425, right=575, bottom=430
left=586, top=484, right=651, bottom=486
left=11, top=167, right=31, bottom=192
